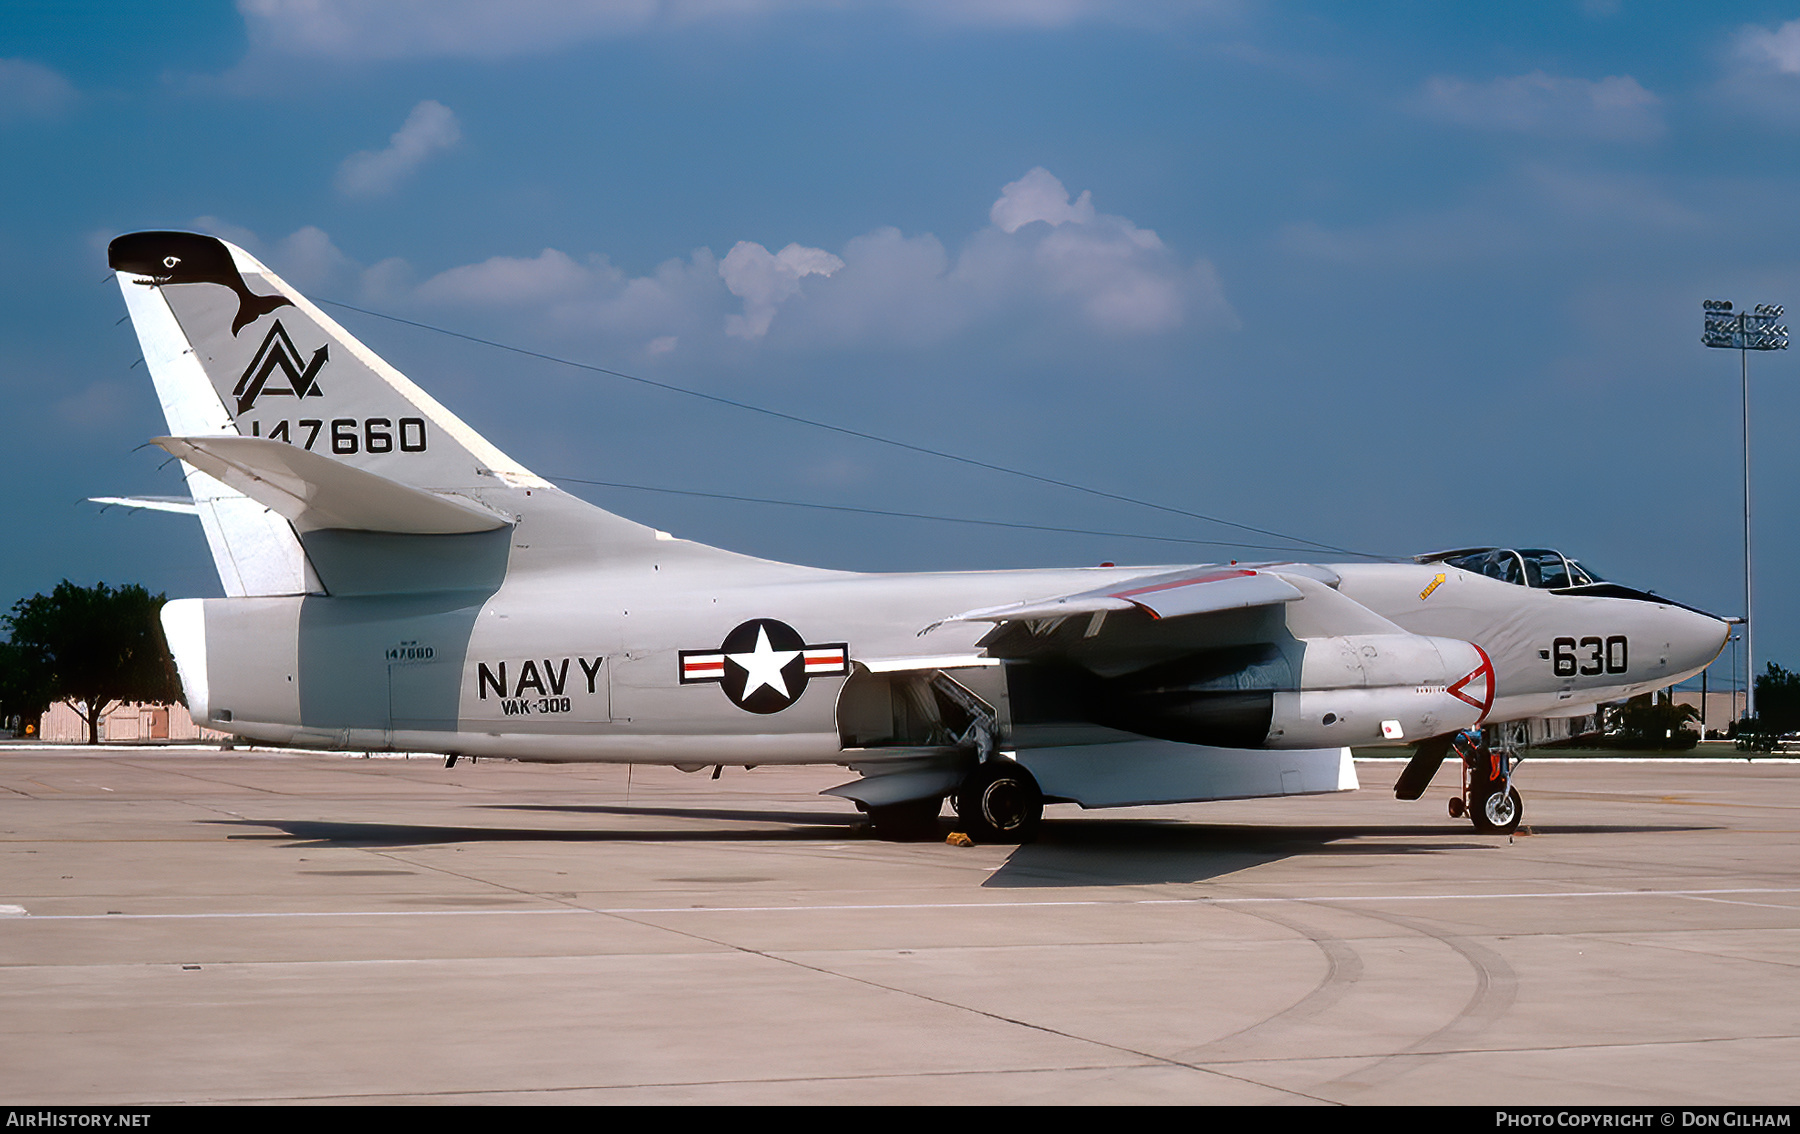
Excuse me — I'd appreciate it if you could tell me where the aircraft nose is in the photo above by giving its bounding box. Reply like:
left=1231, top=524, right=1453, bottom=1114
left=1670, top=607, right=1731, bottom=677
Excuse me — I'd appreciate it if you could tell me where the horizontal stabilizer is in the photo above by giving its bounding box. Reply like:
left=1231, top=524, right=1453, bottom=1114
left=89, top=495, right=200, bottom=516
left=152, top=435, right=512, bottom=535
left=945, top=567, right=1304, bottom=625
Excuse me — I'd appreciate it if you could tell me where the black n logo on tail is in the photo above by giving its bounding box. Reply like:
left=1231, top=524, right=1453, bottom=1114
left=232, top=319, right=328, bottom=415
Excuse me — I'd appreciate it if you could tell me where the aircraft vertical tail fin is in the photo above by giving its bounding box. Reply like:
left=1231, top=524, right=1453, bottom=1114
left=109, top=231, right=542, bottom=495
left=110, top=231, right=704, bottom=594
left=113, top=258, right=317, bottom=596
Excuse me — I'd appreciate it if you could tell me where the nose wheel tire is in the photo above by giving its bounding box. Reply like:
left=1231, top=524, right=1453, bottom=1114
left=1470, top=785, right=1522, bottom=834
left=954, top=760, right=1043, bottom=844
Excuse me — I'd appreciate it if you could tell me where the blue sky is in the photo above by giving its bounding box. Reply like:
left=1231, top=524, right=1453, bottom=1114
left=4, top=1, right=1799, bottom=689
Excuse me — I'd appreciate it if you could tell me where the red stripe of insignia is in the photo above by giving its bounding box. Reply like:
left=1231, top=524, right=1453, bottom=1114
left=1111, top=569, right=1254, bottom=600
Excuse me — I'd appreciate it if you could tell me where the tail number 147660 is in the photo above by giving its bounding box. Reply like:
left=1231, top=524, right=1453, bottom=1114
left=249, top=417, right=428, bottom=454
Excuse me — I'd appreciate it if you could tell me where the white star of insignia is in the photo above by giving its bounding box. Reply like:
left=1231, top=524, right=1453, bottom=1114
left=728, top=625, right=801, bottom=701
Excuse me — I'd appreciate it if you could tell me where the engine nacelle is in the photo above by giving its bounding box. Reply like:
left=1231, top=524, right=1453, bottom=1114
left=1266, top=633, right=1490, bottom=749
left=1084, top=633, right=1489, bottom=750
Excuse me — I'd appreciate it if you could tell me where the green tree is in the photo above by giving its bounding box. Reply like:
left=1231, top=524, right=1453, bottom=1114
left=0, top=639, right=54, bottom=736
left=1610, top=691, right=1699, bottom=751
left=1754, top=662, right=1800, bottom=738
left=4, top=582, right=183, bottom=745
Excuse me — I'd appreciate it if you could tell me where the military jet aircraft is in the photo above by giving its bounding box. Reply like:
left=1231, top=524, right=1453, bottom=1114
left=103, top=231, right=1730, bottom=841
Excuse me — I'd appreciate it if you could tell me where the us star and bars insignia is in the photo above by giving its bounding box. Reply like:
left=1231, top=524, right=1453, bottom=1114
left=679, top=618, right=849, bottom=714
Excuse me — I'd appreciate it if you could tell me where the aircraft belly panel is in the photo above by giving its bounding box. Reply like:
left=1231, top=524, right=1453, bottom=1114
left=428, top=730, right=843, bottom=764
left=1016, top=741, right=1357, bottom=808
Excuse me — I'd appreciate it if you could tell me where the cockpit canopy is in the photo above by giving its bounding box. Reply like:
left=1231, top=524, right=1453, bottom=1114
left=1417, top=548, right=1606, bottom=590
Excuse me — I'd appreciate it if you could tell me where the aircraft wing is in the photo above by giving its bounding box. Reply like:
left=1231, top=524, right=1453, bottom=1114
left=941, top=566, right=1306, bottom=627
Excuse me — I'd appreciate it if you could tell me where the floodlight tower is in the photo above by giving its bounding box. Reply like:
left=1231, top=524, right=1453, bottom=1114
left=1702, top=299, right=1788, bottom=719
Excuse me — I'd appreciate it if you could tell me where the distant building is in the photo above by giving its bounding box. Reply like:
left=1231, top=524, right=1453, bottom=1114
left=1671, top=690, right=1744, bottom=736
left=32, top=701, right=228, bottom=743
left=1486, top=711, right=1603, bottom=750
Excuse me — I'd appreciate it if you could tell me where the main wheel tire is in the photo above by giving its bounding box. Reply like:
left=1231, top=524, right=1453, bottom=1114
left=954, top=760, right=1043, bottom=844
left=868, top=797, right=943, bottom=841
left=1470, top=785, right=1522, bottom=834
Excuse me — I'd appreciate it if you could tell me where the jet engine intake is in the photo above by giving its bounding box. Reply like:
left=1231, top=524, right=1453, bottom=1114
left=1267, top=633, right=1489, bottom=748
left=1008, top=634, right=1490, bottom=750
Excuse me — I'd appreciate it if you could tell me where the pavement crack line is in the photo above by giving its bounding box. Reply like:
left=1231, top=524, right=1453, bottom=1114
left=1172, top=901, right=1365, bottom=1063
left=591, top=906, right=1345, bottom=1105
left=1187, top=1029, right=1800, bottom=1067
left=111, top=761, right=293, bottom=796
left=129, top=1060, right=1187, bottom=1104
left=258, top=860, right=1341, bottom=1103
left=1577, top=925, right=1800, bottom=971
left=1672, top=893, right=1800, bottom=914
left=1304, top=901, right=1517, bottom=1096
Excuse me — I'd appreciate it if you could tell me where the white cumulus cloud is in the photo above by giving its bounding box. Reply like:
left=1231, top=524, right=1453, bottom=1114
left=200, top=169, right=1231, bottom=358
left=1735, top=19, right=1800, bottom=75
left=962, top=168, right=1218, bottom=335
left=990, top=167, right=1097, bottom=233
left=240, top=0, right=659, bottom=60
left=237, top=0, right=1226, bottom=60
left=1275, top=165, right=1702, bottom=268
left=725, top=169, right=1231, bottom=344
left=408, top=245, right=730, bottom=349
left=719, top=242, right=845, bottom=340
left=192, top=218, right=358, bottom=291
left=335, top=100, right=461, bottom=198
left=415, top=248, right=594, bottom=308
left=1420, top=71, right=1662, bottom=141
left=0, top=58, right=75, bottom=120
left=1716, top=19, right=1800, bottom=124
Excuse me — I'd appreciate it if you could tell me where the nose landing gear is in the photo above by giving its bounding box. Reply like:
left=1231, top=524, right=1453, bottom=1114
left=1471, top=782, right=1523, bottom=834
left=1395, top=729, right=1524, bottom=834
left=1447, top=728, right=1523, bottom=835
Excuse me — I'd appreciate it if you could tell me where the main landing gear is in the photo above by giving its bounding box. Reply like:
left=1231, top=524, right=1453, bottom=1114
left=861, top=759, right=1044, bottom=843
left=854, top=676, right=1044, bottom=843
left=952, top=758, right=1044, bottom=844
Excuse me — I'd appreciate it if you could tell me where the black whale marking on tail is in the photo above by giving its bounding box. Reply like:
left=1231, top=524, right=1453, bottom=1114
left=108, top=231, right=293, bottom=335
